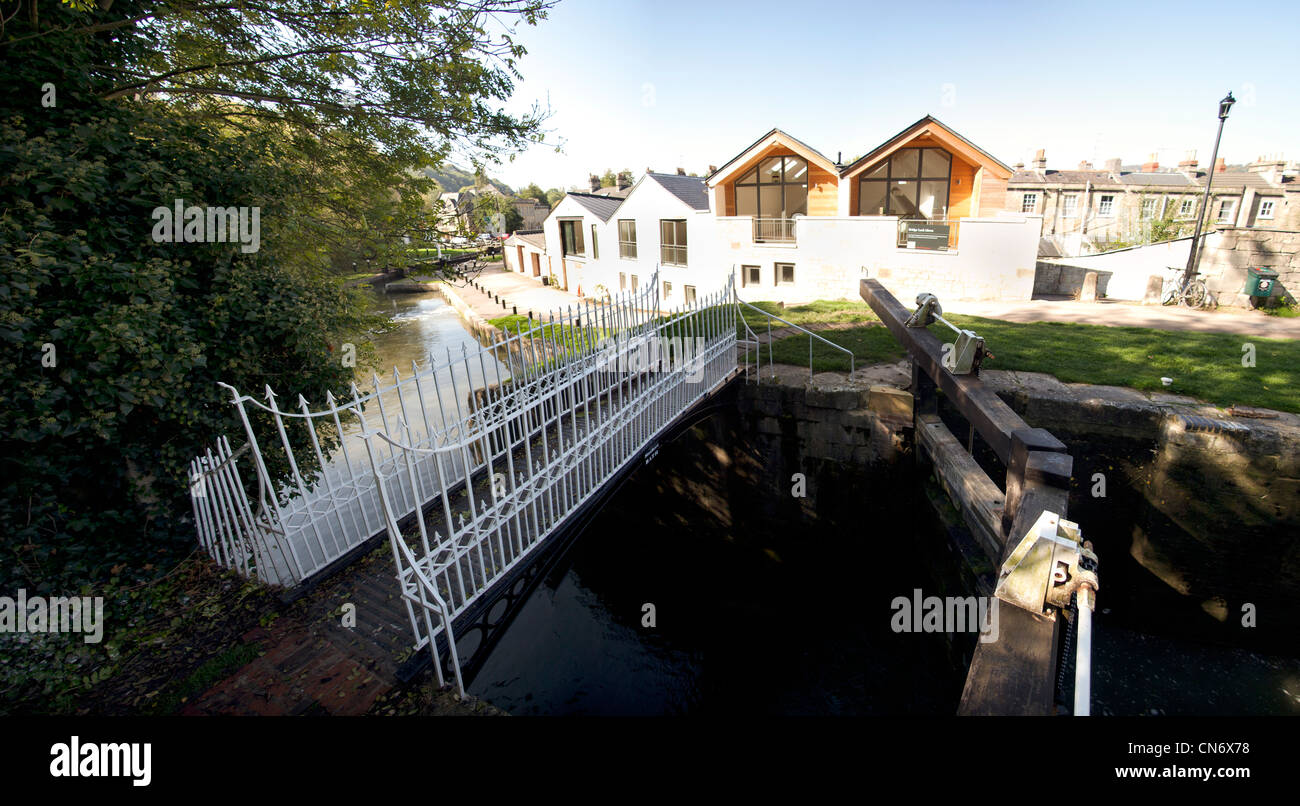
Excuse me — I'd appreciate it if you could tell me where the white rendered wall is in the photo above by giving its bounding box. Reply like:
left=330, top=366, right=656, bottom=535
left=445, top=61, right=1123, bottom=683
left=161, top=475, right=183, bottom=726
left=1040, top=238, right=1193, bottom=301
left=720, top=213, right=1042, bottom=304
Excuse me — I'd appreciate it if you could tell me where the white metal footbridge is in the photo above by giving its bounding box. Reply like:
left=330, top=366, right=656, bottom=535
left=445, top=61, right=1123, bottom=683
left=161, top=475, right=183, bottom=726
left=188, top=273, right=852, bottom=693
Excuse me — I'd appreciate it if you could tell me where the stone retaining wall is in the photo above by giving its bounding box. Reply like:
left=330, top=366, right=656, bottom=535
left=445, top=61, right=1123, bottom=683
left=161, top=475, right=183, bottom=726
left=1198, top=227, right=1300, bottom=307
left=732, top=364, right=1300, bottom=643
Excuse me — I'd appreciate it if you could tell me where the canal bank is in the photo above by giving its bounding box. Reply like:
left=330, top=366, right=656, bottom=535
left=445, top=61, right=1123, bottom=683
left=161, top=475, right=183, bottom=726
left=185, top=282, right=1298, bottom=716
left=409, top=269, right=1300, bottom=714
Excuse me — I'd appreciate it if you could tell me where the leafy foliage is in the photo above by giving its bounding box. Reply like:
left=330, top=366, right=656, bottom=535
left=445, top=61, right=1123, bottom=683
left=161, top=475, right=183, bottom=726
left=0, top=0, right=552, bottom=590
left=0, top=101, right=377, bottom=585
left=518, top=182, right=549, bottom=205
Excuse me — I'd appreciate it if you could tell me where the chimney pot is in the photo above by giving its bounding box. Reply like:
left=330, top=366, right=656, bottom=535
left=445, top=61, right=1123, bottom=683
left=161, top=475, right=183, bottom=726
left=1215, top=157, right=1227, bottom=173
left=1032, top=149, right=1047, bottom=169
left=1078, top=160, right=1094, bottom=170
left=589, top=174, right=601, bottom=192
left=1141, top=153, right=1160, bottom=173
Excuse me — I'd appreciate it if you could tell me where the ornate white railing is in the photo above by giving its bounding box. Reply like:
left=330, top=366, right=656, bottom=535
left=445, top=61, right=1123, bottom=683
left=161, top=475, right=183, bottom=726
left=358, top=275, right=738, bottom=694
left=188, top=273, right=738, bottom=608
left=753, top=217, right=797, bottom=243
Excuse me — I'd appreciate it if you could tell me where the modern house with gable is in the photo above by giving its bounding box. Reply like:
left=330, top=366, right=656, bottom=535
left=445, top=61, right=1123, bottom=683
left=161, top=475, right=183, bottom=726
left=539, top=191, right=622, bottom=292
left=517, top=116, right=1042, bottom=305
left=594, top=171, right=713, bottom=305
left=707, top=116, right=1036, bottom=303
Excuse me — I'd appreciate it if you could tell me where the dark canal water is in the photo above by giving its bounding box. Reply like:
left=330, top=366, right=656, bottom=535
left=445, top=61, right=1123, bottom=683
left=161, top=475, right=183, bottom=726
left=468, top=459, right=966, bottom=716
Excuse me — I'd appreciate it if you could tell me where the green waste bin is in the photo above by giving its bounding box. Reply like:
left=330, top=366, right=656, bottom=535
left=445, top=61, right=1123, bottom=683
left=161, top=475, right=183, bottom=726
left=1245, top=267, right=1279, bottom=297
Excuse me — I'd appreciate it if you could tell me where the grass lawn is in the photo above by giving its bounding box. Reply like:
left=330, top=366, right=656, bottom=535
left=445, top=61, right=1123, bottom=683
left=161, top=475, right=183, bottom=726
left=487, top=314, right=612, bottom=357
left=407, top=247, right=478, bottom=260
left=764, top=303, right=1299, bottom=413
left=335, top=270, right=383, bottom=282
left=737, top=299, right=880, bottom=333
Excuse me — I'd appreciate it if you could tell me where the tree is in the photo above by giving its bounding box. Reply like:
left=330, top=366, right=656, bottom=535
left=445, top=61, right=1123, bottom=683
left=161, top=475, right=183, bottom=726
left=520, top=183, right=549, bottom=205
left=503, top=204, right=525, bottom=234
left=6, top=0, right=557, bottom=274
left=470, top=192, right=522, bottom=234
left=545, top=188, right=565, bottom=208
left=0, top=0, right=555, bottom=587
left=600, top=170, right=617, bottom=187
left=1147, top=200, right=1188, bottom=244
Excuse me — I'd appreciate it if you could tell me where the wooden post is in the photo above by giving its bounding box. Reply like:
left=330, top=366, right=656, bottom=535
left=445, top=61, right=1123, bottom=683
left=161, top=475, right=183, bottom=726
left=861, top=278, right=1079, bottom=716
left=959, top=470, right=1070, bottom=715
left=1002, top=428, right=1068, bottom=538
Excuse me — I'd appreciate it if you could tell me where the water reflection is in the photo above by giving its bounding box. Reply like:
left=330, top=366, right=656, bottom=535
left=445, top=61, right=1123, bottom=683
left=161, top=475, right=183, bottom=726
left=329, top=284, right=510, bottom=464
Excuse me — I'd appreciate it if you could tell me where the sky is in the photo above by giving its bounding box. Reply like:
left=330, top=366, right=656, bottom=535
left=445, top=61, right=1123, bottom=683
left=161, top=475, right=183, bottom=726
left=479, top=0, right=1299, bottom=191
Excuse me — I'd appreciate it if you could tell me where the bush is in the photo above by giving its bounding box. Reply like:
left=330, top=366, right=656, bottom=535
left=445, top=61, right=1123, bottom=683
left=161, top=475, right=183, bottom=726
left=1, top=66, right=378, bottom=590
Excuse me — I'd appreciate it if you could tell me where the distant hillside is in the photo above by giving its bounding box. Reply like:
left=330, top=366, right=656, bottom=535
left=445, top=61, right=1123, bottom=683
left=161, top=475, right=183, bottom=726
left=421, top=164, right=513, bottom=196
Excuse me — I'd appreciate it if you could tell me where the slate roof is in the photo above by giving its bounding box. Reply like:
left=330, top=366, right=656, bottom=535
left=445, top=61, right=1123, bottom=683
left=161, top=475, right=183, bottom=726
left=507, top=231, right=545, bottom=250
left=1196, top=171, right=1281, bottom=191
left=1011, top=168, right=1287, bottom=193
left=1119, top=172, right=1198, bottom=187
left=1010, top=170, right=1119, bottom=186
left=647, top=173, right=709, bottom=210
left=564, top=192, right=623, bottom=221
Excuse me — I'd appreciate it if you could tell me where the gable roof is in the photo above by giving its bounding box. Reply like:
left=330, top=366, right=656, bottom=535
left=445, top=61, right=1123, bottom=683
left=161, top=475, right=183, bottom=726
left=840, top=115, right=1012, bottom=180
left=562, top=192, right=623, bottom=221
left=706, top=128, right=838, bottom=186
left=647, top=173, right=709, bottom=210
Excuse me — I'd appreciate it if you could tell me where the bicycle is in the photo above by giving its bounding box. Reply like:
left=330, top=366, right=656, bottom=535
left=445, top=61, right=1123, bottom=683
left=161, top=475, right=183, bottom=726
left=1162, top=267, right=1216, bottom=310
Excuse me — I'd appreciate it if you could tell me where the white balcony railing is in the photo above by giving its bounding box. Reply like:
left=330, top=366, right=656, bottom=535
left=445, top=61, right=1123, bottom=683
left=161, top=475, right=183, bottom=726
left=753, top=217, right=797, bottom=243
left=660, top=244, right=687, bottom=266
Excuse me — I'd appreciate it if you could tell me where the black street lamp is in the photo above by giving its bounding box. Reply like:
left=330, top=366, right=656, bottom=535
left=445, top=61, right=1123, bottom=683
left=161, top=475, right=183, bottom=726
left=1183, top=91, right=1236, bottom=284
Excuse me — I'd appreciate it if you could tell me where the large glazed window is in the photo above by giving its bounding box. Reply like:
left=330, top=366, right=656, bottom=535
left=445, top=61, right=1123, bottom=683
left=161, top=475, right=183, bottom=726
left=734, top=155, right=809, bottom=218
left=857, top=147, right=951, bottom=220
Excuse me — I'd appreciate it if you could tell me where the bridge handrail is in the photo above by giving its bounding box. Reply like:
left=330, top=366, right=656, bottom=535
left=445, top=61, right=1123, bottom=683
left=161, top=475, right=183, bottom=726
left=735, top=295, right=855, bottom=381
